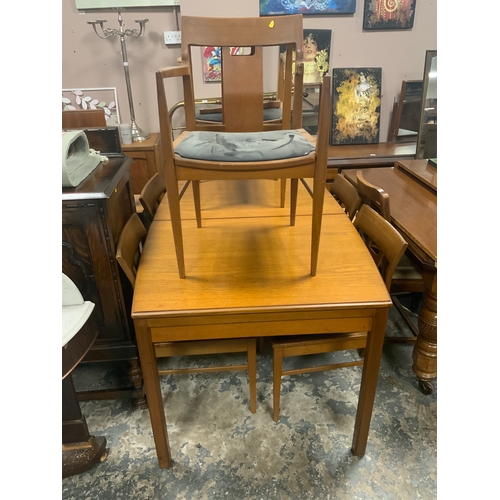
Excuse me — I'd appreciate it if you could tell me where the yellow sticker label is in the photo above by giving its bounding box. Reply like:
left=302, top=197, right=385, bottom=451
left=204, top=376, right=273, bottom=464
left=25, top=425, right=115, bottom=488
left=269, top=20, right=275, bottom=28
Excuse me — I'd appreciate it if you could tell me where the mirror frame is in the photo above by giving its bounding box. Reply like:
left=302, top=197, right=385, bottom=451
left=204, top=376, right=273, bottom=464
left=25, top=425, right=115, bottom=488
left=416, top=50, right=437, bottom=159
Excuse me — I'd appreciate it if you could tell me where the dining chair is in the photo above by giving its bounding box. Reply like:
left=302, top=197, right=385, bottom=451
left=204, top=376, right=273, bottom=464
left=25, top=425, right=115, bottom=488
left=156, top=14, right=330, bottom=278
left=328, top=173, right=362, bottom=221
left=356, top=171, right=426, bottom=340
left=116, top=213, right=257, bottom=412
left=271, top=204, right=408, bottom=421
left=138, top=173, right=166, bottom=230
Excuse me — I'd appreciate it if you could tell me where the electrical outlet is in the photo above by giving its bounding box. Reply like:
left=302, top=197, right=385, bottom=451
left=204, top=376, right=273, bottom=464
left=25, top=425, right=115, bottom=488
left=164, top=31, right=181, bottom=45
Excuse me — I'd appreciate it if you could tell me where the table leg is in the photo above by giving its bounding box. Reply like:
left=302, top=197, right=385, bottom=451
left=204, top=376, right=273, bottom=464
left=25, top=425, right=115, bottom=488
left=134, top=319, right=172, bottom=469
left=412, top=270, right=437, bottom=394
left=351, top=307, right=388, bottom=456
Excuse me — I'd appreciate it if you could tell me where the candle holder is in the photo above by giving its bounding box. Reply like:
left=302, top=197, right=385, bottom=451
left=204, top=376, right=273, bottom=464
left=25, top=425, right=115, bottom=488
left=88, top=9, right=150, bottom=142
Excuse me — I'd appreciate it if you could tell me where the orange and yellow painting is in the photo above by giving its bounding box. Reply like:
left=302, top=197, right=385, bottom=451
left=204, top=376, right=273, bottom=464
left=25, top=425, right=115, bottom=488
left=331, top=68, right=382, bottom=145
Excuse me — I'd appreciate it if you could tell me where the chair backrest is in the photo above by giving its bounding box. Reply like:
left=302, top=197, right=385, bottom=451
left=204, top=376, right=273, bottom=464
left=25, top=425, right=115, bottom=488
left=62, top=109, right=106, bottom=129
left=354, top=205, right=408, bottom=290
left=139, top=173, right=166, bottom=227
left=329, top=173, right=362, bottom=221
left=165, top=15, right=304, bottom=135
left=356, top=171, right=390, bottom=221
left=116, top=213, right=148, bottom=288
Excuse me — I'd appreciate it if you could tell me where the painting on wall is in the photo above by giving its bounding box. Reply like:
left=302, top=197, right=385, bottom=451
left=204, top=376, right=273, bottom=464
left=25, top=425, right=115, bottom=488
left=260, top=0, right=356, bottom=16
left=202, top=46, right=243, bottom=83
left=280, top=29, right=331, bottom=85
left=363, top=0, right=417, bottom=30
left=331, top=68, right=382, bottom=145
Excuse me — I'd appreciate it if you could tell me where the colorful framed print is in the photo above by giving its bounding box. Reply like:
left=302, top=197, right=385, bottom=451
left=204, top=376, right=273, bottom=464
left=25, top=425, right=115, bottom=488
left=202, top=46, right=243, bottom=83
left=260, top=0, right=356, bottom=16
left=363, top=0, right=417, bottom=30
left=279, top=29, right=331, bottom=85
left=331, top=68, right=382, bottom=145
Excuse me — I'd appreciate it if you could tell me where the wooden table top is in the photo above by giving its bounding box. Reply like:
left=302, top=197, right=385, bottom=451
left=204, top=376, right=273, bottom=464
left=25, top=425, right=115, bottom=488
left=154, top=178, right=345, bottom=221
left=395, top=159, right=437, bottom=192
left=132, top=213, right=390, bottom=320
left=343, top=167, right=437, bottom=266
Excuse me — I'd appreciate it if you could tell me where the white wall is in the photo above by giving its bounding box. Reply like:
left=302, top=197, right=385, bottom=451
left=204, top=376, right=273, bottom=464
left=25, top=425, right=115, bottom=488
left=62, top=0, right=437, bottom=141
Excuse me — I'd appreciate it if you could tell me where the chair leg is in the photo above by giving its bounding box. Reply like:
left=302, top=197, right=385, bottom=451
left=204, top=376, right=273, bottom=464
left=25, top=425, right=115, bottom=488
left=280, top=178, right=286, bottom=208
left=165, top=173, right=186, bottom=278
left=310, top=169, right=326, bottom=276
left=273, top=346, right=284, bottom=422
left=192, top=180, right=202, bottom=228
left=290, top=178, right=298, bottom=226
left=248, top=339, right=257, bottom=414
left=257, top=337, right=265, bottom=354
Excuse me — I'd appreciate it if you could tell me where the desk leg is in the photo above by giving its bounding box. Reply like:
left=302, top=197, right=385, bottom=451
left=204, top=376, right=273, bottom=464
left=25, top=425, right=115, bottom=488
left=134, top=319, right=172, bottom=469
left=351, top=307, right=388, bottom=456
left=412, top=270, right=437, bottom=394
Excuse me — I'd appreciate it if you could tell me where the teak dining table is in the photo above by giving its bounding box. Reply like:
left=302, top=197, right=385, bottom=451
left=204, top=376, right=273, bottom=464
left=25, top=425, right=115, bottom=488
left=132, top=179, right=392, bottom=469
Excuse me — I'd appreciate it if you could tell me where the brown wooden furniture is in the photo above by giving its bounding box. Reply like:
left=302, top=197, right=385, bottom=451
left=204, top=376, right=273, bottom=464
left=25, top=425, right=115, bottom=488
left=63, top=280, right=107, bottom=478
left=271, top=204, right=407, bottom=421
left=355, top=170, right=426, bottom=341
left=131, top=178, right=391, bottom=469
left=121, top=133, right=163, bottom=195
left=395, top=159, right=437, bottom=192
left=62, top=109, right=106, bottom=129
left=138, top=173, right=166, bottom=229
left=156, top=15, right=330, bottom=279
left=62, top=129, right=146, bottom=408
left=327, top=172, right=362, bottom=221
left=343, top=164, right=437, bottom=394
left=116, top=212, right=257, bottom=411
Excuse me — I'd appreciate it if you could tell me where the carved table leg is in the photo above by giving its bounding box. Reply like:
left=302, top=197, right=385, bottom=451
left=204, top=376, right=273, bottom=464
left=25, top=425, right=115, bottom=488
left=412, top=270, right=437, bottom=394
left=127, top=358, right=148, bottom=409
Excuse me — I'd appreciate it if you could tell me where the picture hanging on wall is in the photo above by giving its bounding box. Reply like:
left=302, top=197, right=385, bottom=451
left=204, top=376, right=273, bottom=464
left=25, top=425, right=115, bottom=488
left=202, top=46, right=243, bottom=83
left=260, top=0, right=356, bottom=16
left=362, top=0, right=417, bottom=30
left=331, top=68, right=382, bottom=145
left=279, top=29, right=331, bottom=85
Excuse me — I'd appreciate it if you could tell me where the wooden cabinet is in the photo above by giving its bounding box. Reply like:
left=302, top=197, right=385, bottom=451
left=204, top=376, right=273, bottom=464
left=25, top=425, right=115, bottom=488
left=62, top=145, right=146, bottom=409
left=121, top=133, right=163, bottom=195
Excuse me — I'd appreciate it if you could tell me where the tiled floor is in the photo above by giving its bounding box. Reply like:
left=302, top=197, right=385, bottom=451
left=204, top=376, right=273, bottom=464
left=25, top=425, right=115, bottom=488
left=62, top=298, right=437, bottom=499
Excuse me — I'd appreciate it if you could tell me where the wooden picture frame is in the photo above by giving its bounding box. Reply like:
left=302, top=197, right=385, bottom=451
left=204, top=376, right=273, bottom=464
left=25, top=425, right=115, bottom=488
left=363, top=0, right=417, bottom=30
left=331, top=68, right=382, bottom=146
left=260, top=0, right=356, bottom=16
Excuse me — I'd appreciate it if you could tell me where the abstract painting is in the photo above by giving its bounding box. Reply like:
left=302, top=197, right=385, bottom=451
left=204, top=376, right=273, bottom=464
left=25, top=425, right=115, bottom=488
left=331, top=68, right=382, bottom=145
left=260, top=0, right=356, bottom=16
left=202, top=46, right=243, bottom=83
left=363, top=0, right=416, bottom=30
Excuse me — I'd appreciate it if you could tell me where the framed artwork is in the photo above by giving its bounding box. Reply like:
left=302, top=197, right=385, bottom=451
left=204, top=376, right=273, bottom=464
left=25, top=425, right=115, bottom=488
left=260, top=0, right=356, bottom=16
left=201, top=46, right=243, bottom=83
left=331, top=68, right=382, bottom=145
left=75, top=0, right=179, bottom=9
left=363, top=0, right=417, bottom=30
left=62, top=88, right=120, bottom=125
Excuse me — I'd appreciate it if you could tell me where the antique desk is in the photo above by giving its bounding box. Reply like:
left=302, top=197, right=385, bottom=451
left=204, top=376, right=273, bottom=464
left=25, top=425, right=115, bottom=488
left=131, top=179, right=392, bottom=469
left=62, top=129, right=146, bottom=408
left=343, top=162, right=437, bottom=393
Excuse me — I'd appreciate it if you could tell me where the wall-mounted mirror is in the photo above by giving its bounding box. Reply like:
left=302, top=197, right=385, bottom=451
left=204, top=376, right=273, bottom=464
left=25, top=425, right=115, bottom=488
left=416, top=50, right=437, bottom=160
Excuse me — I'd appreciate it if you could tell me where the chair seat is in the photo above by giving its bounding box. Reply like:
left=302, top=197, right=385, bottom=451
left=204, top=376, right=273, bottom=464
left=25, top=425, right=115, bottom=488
left=174, top=130, right=315, bottom=162
left=196, top=107, right=282, bottom=123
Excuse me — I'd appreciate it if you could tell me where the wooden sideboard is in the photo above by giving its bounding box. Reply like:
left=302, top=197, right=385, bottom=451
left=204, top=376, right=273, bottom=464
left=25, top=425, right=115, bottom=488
left=121, top=133, right=163, bottom=195
left=62, top=130, right=146, bottom=408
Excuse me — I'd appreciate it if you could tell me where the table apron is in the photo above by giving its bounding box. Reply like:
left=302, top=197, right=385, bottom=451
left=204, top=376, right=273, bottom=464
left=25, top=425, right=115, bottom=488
left=149, top=315, right=376, bottom=343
